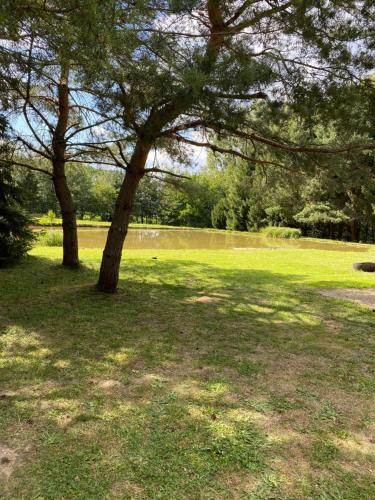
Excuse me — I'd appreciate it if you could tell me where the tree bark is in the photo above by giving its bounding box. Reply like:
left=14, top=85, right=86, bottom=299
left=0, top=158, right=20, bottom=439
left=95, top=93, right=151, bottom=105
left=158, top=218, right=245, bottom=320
left=52, top=165, right=79, bottom=267
left=97, top=141, right=150, bottom=292
left=350, top=220, right=359, bottom=242
left=51, top=64, right=79, bottom=268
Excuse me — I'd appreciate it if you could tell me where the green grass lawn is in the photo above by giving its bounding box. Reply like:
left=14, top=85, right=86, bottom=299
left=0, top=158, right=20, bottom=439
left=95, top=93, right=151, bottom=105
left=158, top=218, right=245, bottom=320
left=0, top=246, right=374, bottom=498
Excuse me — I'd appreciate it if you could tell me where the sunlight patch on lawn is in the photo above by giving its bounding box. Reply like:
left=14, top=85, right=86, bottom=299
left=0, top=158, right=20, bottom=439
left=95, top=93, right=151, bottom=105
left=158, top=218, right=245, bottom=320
left=104, top=347, right=137, bottom=365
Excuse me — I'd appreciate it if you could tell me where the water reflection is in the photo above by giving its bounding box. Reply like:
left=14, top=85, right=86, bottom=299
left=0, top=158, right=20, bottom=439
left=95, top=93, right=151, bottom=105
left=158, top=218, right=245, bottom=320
left=68, top=228, right=370, bottom=252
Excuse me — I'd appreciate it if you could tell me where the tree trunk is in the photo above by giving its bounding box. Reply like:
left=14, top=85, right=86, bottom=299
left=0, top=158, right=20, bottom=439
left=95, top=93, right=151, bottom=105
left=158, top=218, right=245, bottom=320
left=97, top=141, right=150, bottom=293
left=350, top=220, right=359, bottom=242
left=50, top=64, right=79, bottom=268
left=52, top=168, right=79, bottom=267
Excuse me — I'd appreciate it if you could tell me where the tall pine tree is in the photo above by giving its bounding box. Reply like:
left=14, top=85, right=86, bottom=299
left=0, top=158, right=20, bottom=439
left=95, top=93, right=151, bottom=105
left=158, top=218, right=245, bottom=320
left=0, top=117, right=34, bottom=266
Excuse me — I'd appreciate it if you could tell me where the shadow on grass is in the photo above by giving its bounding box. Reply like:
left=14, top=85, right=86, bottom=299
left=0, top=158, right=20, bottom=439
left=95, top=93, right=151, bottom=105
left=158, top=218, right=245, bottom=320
left=0, top=255, right=374, bottom=498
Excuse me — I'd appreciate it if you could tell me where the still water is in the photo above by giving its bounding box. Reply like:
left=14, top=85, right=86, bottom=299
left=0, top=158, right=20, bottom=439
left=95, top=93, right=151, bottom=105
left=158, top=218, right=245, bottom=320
left=66, top=228, right=370, bottom=252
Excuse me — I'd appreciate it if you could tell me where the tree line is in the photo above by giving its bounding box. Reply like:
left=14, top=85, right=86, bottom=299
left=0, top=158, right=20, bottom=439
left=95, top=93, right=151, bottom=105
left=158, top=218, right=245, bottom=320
left=14, top=163, right=212, bottom=227
left=18, top=123, right=375, bottom=244
left=1, top=1, right=374, bottom=292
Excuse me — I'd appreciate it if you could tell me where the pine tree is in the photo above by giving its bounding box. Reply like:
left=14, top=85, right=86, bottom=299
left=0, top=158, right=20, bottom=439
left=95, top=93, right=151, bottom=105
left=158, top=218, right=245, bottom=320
left=90, top=0, right=375, bottom=292
left=0, top=118, right=34, bottom=266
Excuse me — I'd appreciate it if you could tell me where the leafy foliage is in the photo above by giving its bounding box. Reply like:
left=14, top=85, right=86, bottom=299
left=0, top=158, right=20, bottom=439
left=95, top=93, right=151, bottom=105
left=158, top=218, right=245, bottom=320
left=38, top=210, right=57, bottom=226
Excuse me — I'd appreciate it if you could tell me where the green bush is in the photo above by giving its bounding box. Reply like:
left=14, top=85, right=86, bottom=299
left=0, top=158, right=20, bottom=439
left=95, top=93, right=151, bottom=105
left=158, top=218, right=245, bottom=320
left=37, top=230, right=63, bottom=246
left=261, top=226, right=302, bottom=239
left=0, top=206, right=35, bottom=266
left=38, top=210, right=57, bottom=226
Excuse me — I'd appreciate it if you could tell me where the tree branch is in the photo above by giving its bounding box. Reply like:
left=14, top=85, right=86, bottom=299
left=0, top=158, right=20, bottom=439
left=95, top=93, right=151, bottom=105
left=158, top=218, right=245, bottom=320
left=211, top=125, right=375, bottom=155
left=16, top=136, right=51, bottom=160
left=0, top=158, right=52, bottom=176
left=169, top=133, right=284, bottom=167
left=204, top=90, right=268, bottom=100
left=230, top=1, right=295, bottom=33
left=144, top=167, right=190, bottom=179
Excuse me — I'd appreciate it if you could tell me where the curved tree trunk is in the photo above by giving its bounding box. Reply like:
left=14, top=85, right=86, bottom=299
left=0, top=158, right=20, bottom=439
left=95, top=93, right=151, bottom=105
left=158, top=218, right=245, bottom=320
left=97, top=141, right=150, bottom=293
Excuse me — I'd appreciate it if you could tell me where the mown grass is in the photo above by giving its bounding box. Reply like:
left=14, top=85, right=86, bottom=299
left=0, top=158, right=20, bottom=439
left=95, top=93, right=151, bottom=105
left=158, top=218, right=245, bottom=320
left=0, top=245, right=374, bottom=498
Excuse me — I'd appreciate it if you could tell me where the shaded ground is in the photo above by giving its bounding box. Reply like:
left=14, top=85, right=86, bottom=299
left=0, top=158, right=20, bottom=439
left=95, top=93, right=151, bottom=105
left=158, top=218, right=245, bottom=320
left=318, top=288, right=375, bottom=309
left=0, top=247, right=374, bottom=498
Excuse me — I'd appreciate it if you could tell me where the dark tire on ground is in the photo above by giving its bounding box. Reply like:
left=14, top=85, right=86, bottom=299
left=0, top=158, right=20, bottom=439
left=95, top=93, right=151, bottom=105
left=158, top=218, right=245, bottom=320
left=353, top=262, right=375, bottom=272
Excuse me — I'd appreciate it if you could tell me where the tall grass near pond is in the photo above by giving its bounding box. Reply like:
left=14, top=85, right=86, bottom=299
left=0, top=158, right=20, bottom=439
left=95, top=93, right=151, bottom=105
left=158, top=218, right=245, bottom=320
left=261, top=226, right=302, bottom=239
left=36, top=230, right=63, bottom=246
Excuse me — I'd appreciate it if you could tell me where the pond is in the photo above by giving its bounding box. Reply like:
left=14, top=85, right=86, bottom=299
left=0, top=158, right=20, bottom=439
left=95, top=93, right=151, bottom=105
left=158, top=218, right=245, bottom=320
left=54, top=228, right=371, bottom=252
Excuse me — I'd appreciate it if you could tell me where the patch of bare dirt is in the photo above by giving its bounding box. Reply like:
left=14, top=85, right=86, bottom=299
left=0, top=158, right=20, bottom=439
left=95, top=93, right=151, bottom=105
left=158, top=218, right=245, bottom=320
left=323, top=320, right=341, bottom=333
left=0, top=390, right=18, bottom=399
left=111, top=479, right=144, bottom=498
left=216, top=470, right=258, bottom=498
left=318, top=288, right=375, bottom=309
left=0, top=445, right=19, bottom=480
left=95, top=379, right=125, bottom=394
left=192, top=295, right=222, bottom=303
